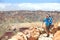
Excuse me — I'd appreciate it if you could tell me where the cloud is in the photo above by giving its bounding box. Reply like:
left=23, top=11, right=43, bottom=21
left=0, top=3, right=12, bottom=11
left=0, top=3, right=60, bottom=11
left=18, top=3, right=60, bottom=11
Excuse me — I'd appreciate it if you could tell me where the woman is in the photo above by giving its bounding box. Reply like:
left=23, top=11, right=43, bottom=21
left=43, top=15, right=51, bottom=37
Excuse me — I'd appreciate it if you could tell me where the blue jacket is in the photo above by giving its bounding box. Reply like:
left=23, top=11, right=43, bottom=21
left=43, top=18, right=50, bottom=27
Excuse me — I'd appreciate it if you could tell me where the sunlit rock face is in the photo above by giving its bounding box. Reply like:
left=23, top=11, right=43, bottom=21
left=23, top=26, right=41, bottom=40
left=53, top=30, right=60, bottom=40
left=28, top=27, right=40, bottom=40
left=50, top=22, right=60, bottom=34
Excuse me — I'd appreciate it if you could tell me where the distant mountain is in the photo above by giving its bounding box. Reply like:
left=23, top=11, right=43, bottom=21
left=0, top=10, right=60, bottom=23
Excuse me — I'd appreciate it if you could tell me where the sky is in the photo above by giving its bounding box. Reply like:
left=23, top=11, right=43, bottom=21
left=0, top=0, right=60, bottom=3
left=0, top=0, right=60, bottom=11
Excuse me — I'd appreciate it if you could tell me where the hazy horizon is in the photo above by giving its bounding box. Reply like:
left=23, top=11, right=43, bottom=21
left=0, top=0, right=60, bottom=11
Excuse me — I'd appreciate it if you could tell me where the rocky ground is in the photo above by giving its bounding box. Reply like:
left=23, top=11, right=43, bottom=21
left=0, top=22, right=60, bottom=40
left=38, top=33, right=53, bottom=40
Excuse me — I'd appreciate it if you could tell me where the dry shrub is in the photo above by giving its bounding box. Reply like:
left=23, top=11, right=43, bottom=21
left=0, top=32, right=14, bottom=40
left=8, top=32, right=27, bottom=40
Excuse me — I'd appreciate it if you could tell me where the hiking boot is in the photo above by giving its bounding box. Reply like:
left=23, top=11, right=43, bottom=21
left=46, top=34, right=49, bottom=37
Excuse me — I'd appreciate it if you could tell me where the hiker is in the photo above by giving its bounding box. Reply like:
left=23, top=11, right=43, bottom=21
left=43, top=15, right=53, bottom=37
